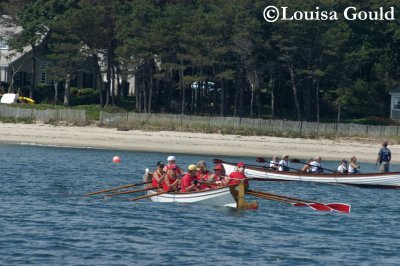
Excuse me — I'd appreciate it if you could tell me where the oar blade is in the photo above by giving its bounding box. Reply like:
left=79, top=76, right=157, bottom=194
left=307, top=203, right=333, bottom=212
left=256, top=157, right=266, bottom=163
left=326, top=203, right=351, bottom=213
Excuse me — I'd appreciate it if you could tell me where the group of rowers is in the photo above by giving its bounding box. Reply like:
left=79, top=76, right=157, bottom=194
left=150, top=156, right=247, bottom=192
left=269, top=154, right=360, bottom=174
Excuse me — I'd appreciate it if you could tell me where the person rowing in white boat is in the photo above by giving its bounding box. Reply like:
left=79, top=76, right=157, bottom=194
left=151, top=161, right=166, bottom=190
left=310, top=156, right=324, bottom=173
left=222, top=162, right=249, bottom=187
left=337, top=159, right=348, bottom=174
left=162, top=164, right=180, bottom=192
left=348, top=156, right=360, bottom=174
left=181, top=164, right=200, bottom=192
left=278, top=155, right=290, bottom=171
left=301, top=158, right=313, bottom=172
left=164, top=155, right=183, bottom=175
left=196, top=160, right=213, bottom=190
left=209, top=163, right=226, bottom=187
left=270, top=156, right=279, bottom=170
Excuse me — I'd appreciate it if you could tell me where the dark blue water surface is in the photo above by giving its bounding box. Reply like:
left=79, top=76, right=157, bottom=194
left=1, top=144, right=400, bottom=265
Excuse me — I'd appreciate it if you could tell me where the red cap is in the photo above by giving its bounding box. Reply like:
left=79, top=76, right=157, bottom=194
left=214, top=164, right=224, bottom=170
left=237, top=162, right=245, bottom=168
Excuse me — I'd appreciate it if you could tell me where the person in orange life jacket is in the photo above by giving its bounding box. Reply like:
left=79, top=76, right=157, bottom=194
left=209, top=163, right=226, bottom=187
left=163, top=155, right=182, bottom=175
left=196, top=160, right=213, bottom=190
left=278, top=155, right=290, bottom=171
left=152, top=161, right=166, bottom=190
left=376, top=141, right=391, bottom=173
left=162, top=164, right=180, bottom=192
left=181, top=164, right=200, bottom=192
left=222, top=162, right=248, bottom=186
left=337, top=159, right=348, bottom=174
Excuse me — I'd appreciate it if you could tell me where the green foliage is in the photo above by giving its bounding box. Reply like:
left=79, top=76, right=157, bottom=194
left=352, top=116, right=400, bottom=126
left=8, top=0, right=400, bottom=122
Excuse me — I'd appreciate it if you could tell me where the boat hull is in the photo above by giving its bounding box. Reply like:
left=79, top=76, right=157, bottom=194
left=223, top=163, right=400, bottom=188
left=146, top=186, right=237, bottom=207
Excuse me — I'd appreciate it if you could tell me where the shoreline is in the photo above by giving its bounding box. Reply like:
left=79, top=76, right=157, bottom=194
left=0, top=122, right=394, bottom=163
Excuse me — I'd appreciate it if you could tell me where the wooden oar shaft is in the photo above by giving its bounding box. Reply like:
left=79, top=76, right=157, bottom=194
left=85, top=181, right=151, bottom=196
left=246, top=191, right=294, bottom=205
left=106, top=186, right=157, bottom=196
left=291, top=159, right=336, bottom=173
left=248, top=189, right=314, bottom=204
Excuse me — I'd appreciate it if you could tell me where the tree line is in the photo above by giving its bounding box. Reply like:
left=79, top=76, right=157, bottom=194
left=1, top=0, right=399, bottom=122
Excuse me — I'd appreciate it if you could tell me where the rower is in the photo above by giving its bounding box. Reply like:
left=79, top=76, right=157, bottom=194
left=196, top=160, right=212, bottom=190
left=269, top=155, right=279, bottom=170
left=301, top=158, right=313, bottom=172
left=209, top=164, right=226, bottom=187
left=278, top=155, right=290, bottom=171
left=337, top=159, right=348, bottom=174
left=310, top=156, right=323, bottom=173
left=152, top=161, right=166, bottom=190
left=163, top=155, right=182, bottom=175
left=348, top=156, right=360, bottom=174
left=222, top=162, right=248, bottom=187
left=162, top=164, right=180, bottom=191
left=181, top=164, right=199, bottom=192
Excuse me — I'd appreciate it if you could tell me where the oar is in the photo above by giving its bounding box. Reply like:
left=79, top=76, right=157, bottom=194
left=247, top=189, right=351, bottom=213
left=129, top=189, right=174, bottom=201
left=255, top=157, right=301, bottom=172
left=248, top=189, right=351, bottom=213
left=290, top=159, right=336, bottom=173
left=106, top=186, right=158, bottom=197
left=213, top=158, right=273, bottom=169
left=85, top=181, right=151, bottom=196
left=247, top=191, right=333, bottom=212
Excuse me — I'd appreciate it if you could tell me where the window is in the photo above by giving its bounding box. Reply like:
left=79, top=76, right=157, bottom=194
left=0, top=39, right=9, bottom=50
left=39, top=63, right=47, bottom=84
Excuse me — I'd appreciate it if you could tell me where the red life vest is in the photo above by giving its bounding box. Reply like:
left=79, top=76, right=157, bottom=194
left=229, top=171, right=248, bottom=186
left=163, top=173, right=177, bottom=191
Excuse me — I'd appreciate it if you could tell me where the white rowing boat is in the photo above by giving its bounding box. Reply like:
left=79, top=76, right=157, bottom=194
left=222, top=162, right=400, bottom=188
left=146, top=186, right=237, bottom=207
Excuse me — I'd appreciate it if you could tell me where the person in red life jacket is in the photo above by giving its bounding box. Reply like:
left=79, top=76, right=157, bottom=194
left=209, top=163, right=226, bottom=188
left=222, top=162, right=248, bottom=187
left=196, top=160, right=213, bottom=190
left=181, top=164, right=199, bottom=192
left=151, top=161, right=166, bottom=190
left=162, top=164, right=180, bottom=192
left=163, top=155, right=182, bottom=175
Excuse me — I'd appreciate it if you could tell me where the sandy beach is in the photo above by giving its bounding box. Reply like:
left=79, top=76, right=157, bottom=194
left=0, top=122, right=395, bottom=163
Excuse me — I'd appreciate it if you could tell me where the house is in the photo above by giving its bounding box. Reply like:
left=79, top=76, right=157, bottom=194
left=0, top=15, right=136, bottom=99
left=389, top=88, right=400, bottom=120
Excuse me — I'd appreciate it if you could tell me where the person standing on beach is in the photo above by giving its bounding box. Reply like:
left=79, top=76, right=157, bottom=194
left=376, top=141, right=391, bottom=173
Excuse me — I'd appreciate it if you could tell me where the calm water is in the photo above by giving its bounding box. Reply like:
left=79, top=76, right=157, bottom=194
left=1, top=144, right=400, bottom=265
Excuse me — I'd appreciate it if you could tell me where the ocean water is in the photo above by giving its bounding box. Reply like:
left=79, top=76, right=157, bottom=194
left=1, top=144, right=400, bottom=265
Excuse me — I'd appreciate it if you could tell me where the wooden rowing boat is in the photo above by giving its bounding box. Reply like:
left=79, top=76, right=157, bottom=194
left=142, top=170, right=257, bottom=208
left=146, top=186, right=238, bottom=207
left=222, top=162, right=400, bottom=189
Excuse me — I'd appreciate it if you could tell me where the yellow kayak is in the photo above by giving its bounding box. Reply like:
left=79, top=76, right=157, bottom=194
left=18, top=96, right=35, bottom=104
